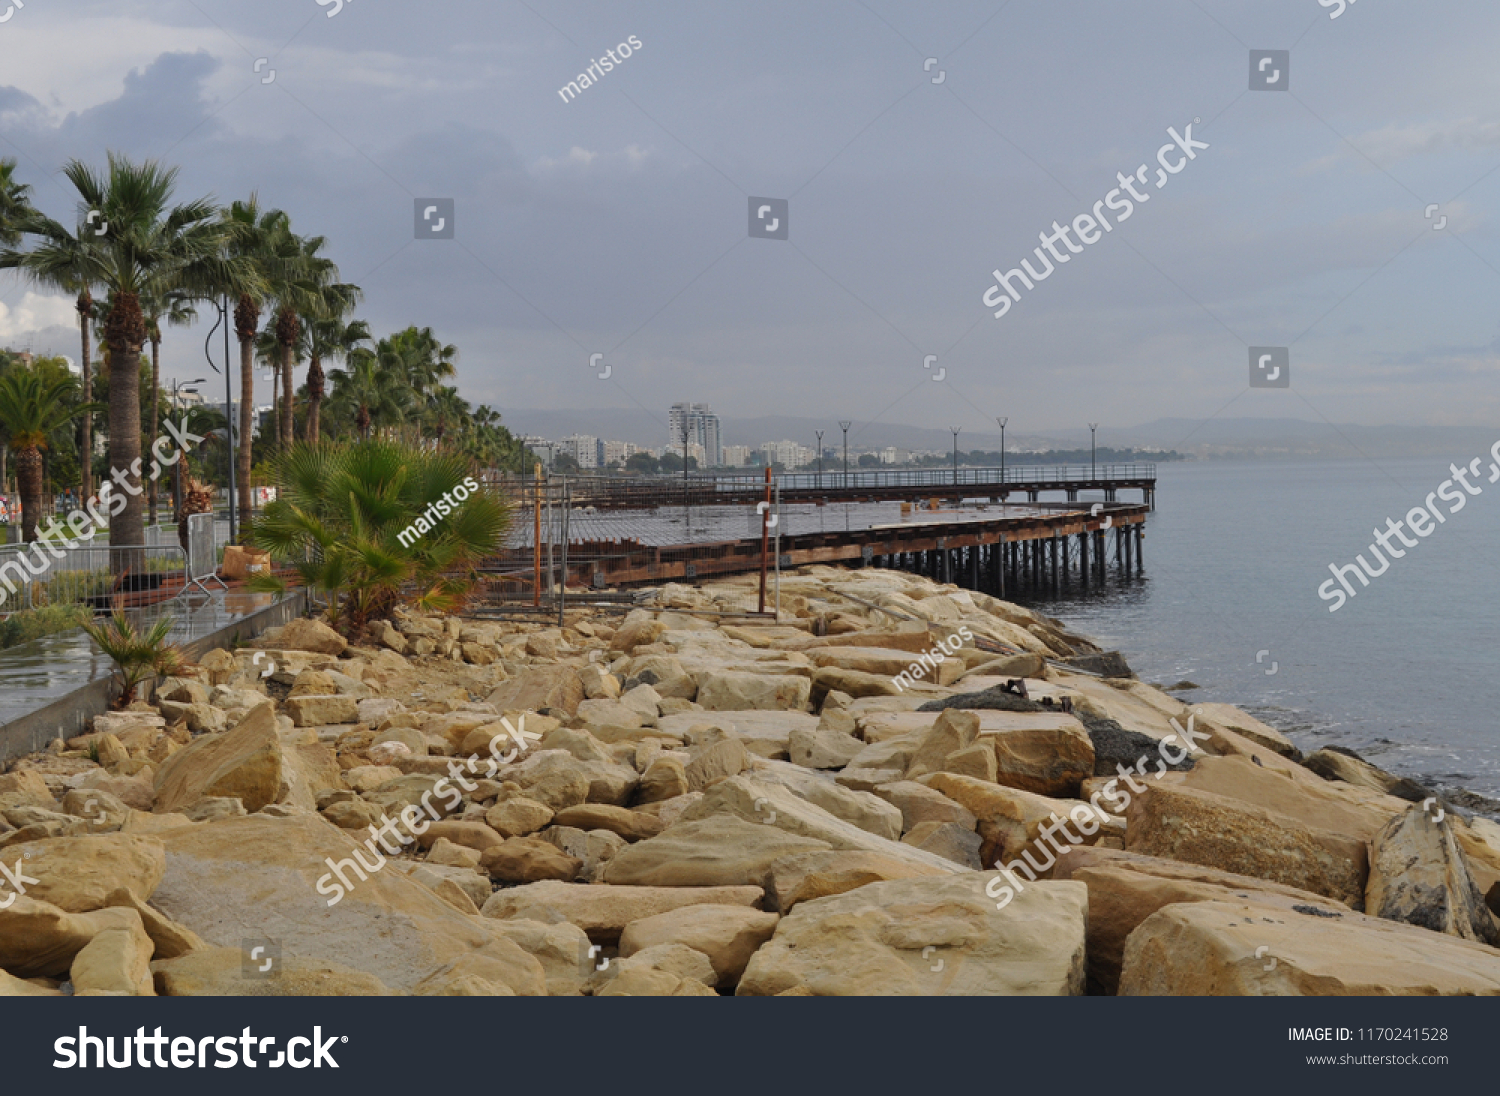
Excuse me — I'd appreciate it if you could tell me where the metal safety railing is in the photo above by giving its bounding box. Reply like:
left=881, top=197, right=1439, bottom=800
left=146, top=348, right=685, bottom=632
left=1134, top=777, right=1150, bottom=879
left=187, top=513, right=229, bottom=596
left=0, top=541, right=191, bottom=613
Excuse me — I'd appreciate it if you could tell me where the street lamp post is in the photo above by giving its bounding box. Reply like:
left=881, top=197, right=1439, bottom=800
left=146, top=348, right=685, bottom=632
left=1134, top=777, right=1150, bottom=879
left=951, top=426, right=961, bottom=488
left=996, top=417, right=1007, bottom=484
left=839, top=421, right=851, bottom=489
left=815, top=429, right=824, bottom=489
left=170, top=378, right=205, bottom=522
left=203, top=296, right=237, bottom=542
left=1089, top=423, right=1098, bottom=479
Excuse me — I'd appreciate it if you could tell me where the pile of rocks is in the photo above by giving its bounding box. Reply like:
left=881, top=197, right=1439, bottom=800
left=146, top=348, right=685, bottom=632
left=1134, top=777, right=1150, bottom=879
left=3, top=564, right=1500, bottom=995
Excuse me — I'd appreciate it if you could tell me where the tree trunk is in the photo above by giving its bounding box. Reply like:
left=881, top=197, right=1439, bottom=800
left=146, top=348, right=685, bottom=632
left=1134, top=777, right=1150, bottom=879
left=148, top=335, right=161, bottom=528
left=306, top=353, right=324, bottom=445
left=14, top=446, right=40, bottom=543
left=275, top=305, right=299, bottom=450
left=234, top=295, right=258, bottom=526
left=77, top=291, right=93, bottom=503
left=104, top=293, right=147, bottom=566
left=357, top=404, right=370, bottom=439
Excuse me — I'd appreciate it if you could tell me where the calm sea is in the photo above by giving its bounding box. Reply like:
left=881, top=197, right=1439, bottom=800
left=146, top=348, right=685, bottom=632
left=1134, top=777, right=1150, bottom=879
left=1030, top=456, right=1500, bottom=800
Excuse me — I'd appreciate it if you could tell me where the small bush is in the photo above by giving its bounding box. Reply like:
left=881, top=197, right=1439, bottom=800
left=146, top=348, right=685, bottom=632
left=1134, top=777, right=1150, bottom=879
left=0, top=603, right=93, bottom=650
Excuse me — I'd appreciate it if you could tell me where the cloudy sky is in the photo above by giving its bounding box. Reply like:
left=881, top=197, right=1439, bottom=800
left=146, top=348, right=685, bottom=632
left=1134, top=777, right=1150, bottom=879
left=2, top=0, right=1499, bottom=448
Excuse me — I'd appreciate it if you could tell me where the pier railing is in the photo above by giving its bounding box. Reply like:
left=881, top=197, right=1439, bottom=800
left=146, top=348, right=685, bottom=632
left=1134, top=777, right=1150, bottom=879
left=487, top=463, right=1156, bottom=510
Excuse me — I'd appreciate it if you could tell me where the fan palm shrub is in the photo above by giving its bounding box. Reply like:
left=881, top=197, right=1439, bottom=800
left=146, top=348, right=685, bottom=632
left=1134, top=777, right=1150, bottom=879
left=245, top=438, right=509, bottom=633
left=83, top=611, right=187, bottom=707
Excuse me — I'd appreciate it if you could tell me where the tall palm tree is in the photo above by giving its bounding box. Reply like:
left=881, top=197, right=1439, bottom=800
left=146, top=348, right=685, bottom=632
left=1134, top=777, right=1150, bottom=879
left=0, top=365, right=100, bottom=541
left=326, top=344, right=409, bottom=440
left=0, top=194, right=101, bottom=504
left=0, top=158, right=35, bottom=246
left=220, top=197, right=295, bottom=519
left=15, top=155, right=244, bottom=558
left=277, top=234, right=345, bottom=448
left=425, top=385, right=470, bottom=442
left=305, top=313, right=369, bottom=445
left=141, top=286, right=197, bottom=526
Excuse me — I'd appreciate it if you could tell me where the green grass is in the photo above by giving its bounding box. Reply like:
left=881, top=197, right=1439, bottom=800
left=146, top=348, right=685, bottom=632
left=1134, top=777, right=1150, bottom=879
left=0, top=603, right=93, bottom=650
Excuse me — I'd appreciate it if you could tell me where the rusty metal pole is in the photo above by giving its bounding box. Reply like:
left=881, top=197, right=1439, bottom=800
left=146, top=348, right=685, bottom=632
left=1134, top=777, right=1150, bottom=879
left=758, top=465, right=772, bottom=614
left=533, top=462, right=542, bottom=607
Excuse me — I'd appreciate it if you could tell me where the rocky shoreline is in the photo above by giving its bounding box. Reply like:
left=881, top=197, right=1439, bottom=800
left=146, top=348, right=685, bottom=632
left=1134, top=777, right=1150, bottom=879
left=3, top=564, right=1500, bottom=995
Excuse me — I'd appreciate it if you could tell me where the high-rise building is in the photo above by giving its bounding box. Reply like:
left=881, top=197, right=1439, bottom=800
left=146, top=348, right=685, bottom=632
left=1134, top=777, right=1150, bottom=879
left=722, top=445, right=752, bottom=467
left=561, top=434, right=599, bottom=469
left=668, top=402, right=722, bottom=466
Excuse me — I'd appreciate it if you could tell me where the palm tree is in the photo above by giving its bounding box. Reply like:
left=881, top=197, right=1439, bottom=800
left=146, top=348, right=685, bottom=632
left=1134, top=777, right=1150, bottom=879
left=247, top=438, right=510, bottom=632
left=220, top=197, right=295, bottom=520
left=0, top=158, right=35, bottom=246
left=306, top=313, right=369, bottom=445
left=141, top=286, right=196, bottom=526
left=326, top=343, right=410, bottom=439
left=26, top=155, right=244, bottom=559
left=0, top=196, right=101, bottom=504
left=0, top=365, right=100, bottom=541
left=425, top=385, right=470, bottom=442
left=274, top=233, right=343, bottom=448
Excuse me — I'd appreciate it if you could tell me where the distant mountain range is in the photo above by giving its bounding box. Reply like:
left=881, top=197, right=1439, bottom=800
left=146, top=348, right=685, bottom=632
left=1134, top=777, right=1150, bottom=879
left=497, top=409, right=1496, bottom=460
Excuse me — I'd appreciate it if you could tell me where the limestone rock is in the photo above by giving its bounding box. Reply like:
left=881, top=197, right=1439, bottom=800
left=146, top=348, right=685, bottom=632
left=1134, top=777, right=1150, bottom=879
left=767, top=850, right=947, bottom=912
left=685, top=776, right=966, bottom=876
left=698, top=671, right=812, bottom=712
left=104, top=888, right=207, bottom=960
left=788, top=724, right=863, bottom=770
left=0, top=899, right=148, bottom=978
left=508, top=749, right=635, bottom=807
left=918, top=772, right=1112, bottom=870
left=904, top=710, right=981, bottom=781
left=902, top=821, right=982, bottom=869
left=152, top=947, right=390, bottom=996
left=71, top=907, right=156, bottom=996
left=1052, top=846, right=1353, bottom=993
left=481, top=837, right=581, bottom=883
left=1120, top=898, right=1500, bottom=996
left=481, top=880, right=765, bottom=943
left=738, top=875, right=1088, bottom=996
left=620, top=904, right=779, bottom=986
left=579, top=663, right=621, bottom=700
left=595, top=963, right=718, bottom=996
left=602, top=815, right=831, bottom=888
left=540, top=826, right=627, bottom=883
left=3, top=833, right=166, bottom=912
left=485, top=918, right=593, bottom=996
left=638, top=756, right=690, bottom=803
left=424, top=837, right=483, bottom=870
left=1304, top=747, right=1429, bottom=802
left=487, top=666, right=584, bottom=717
left=870, top=780, right=977, bottom=834
left=486, top=797, right=554, bottom=838
left=275, top=618, right=348, bottom=656
left=748, top=760, right=903, bottom=842
left=1366, top=804, right=1500, bottom=944
left=685, top=736, right=748, bottom=792
left=976, top=711, right=1095, bottom=797
left=416, top=820, right=506, bottom=853
left=1125, top=783, right=1368, bottom=909
left=593, top=943, right=716, bottom=992
left=149, top=814, right=546, bottom=994
left=552, top=804, right=663, bottom=842
left=154, top=703, right=340, bottom=815
left=286, top=695, right=360, bottom=727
